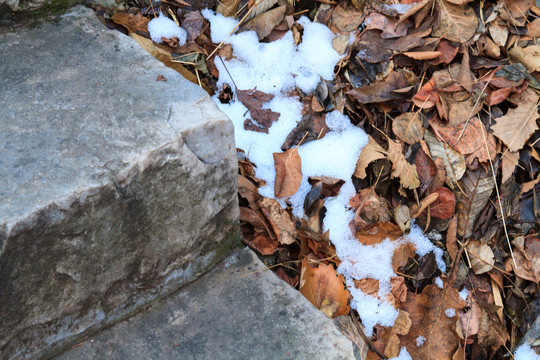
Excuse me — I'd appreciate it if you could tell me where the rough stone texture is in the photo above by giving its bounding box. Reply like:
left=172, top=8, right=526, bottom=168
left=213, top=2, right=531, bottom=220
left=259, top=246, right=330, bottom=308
left=0, top=6, right=239, bottom=359
left=56, top=248, right=357, bottom=360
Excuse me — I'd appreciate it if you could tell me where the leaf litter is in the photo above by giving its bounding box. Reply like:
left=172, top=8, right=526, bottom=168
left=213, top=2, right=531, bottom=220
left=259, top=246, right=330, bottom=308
left=101, top=0, right=540, bottom=358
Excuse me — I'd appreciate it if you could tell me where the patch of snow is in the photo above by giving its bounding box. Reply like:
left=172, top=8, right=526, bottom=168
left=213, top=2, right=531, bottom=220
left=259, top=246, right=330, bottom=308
left=445, top=308, right=456, bottom=318
left=514, top=343, right=540, bottom=360
left=435, top=276, right=444, bottom=289
left=391, top=347, right=413, bottom=360
left=148, top=14, right=187, bottom=45
left=459, top=288, right=469, bottom=301
left=416, top=335, right=426, bottom=347
left=205, top=8, right=447, bottom=337
left=380, top=3, right=414, bottom=15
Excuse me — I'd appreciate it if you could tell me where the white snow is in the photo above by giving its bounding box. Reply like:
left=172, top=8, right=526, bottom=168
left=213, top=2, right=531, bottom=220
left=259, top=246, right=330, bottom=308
left=514, top=343, right=540, bottom=360
left=416, top=335, right=426, bottom=347
left=459, top=288, right=469, bottom=301
left=148, top=14, right=187, bottom=45
left=435, top=276, right=443, bottom=289
left=391, top=347, right=413, bottom=360
left=445, top=308, right=456, bottom=318
left=204, top=8, right=447, bottom=337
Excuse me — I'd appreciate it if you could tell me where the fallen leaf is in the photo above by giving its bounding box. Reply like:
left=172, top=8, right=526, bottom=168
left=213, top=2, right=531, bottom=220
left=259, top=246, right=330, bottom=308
left=244, top=0, right=279, bottom=21
left=491, top=88, right=540, bottom=152
left=393, top=243, right=416, bottom=272
left=509, top=235, right=540, bottom=282
left=446, top=215, right=459, bottom=261
left=489, top=22, right=508, bottom=47
left=433, top=117, right=496, bottom=164
left=331, top=3, right=365, bottom=32
left=477, top=309, right=509, bottom=354
left=393, top=205, right=411, bottom=234
left=364, top=12, right=410, bottom=38
left=237, top=88, right=281, bottom=131
left=501, top=150, right=519, bottom=184
left=429, top=187, right=456, bottom=219
left=400, top=285, right=466, bottom=360
left=347, top=71, right=409, bottom=104
left=275, top=267, right=299, bottom=287
left=350, top=189, right=391, bottom=229
left=354, top=136, right=386, bottom=179
left=431, top=39, right=460, bottom=65
left=466, top=240, right=495, bottom=274
left=244, top=233, right=278, bottom=255
left=182, top=11, right=204, bottom=42
left=238, top=175, right=261, bottom=210
left=216, top=0, right=241, bottom=17
left=273, top=149, right=302, bottom=198
left=415, top=147, right=437, bottom=194
left=299, top=258, right=350, bottom=318
left=355, top=222, right=403, bottom=245
left=410, top=193, right=439, bottom=218
left=240, top=207, right=274, bottom=236
left=392, top=112, right=425, bottom=144
left=403, top=51, right=442, bottom=60
left=259, top=198, right=297, bottom=245
left=455, top=166, right=496, bottom=238
left=281, top=112, right=328, bottom=150
left=384, top=310, right=412, bottom=358
left=432, top=0, right=478, bottom=43
left=509, top=45, right=540, bottom=73
left=458, top=50, right=474, bottom=92
left=457, top=295, right=481, bottom=338
left=111, top=11, right=150, bottom=36
left=424, top=130, right=466, bottom=188
left=242, top=5, right=286, bottom=40
left=386, top=139, right=421, bottom=189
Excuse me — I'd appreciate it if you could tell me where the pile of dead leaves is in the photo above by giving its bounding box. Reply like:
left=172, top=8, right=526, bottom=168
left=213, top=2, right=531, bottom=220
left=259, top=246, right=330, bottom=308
left=100, top=0, right=540, bottom=358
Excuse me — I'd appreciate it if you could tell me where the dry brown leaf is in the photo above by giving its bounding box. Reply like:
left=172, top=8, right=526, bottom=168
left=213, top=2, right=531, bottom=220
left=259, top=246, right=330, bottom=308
left=424, top=130, right=466, bottom=188
left=432, top=0, right=478, bottom=43
left=400, top=285, right=466, bottom=360
left=403, top=51, right=442, bottom=60
left=331, top=4, right=365, bottom=32
left=182, top=11, right=204, bottom=42
left=458, top=50, right=474, bottom=92
left=455, top=166, right=495, bottom=238
left=386, top=140, right=421, bottom=189
left=457, top=295, right=481, bottom=338
left=489, top=22, right=508, bottom=47
left=393, top=243, right=416, bottom=272
left=501, top=150, right=519, bottom=184
left=350, top=189, right=391, bottom=229
left=111, top=11, right=150, bottom=35
left=238, top=175, right=261, bottom=210
left=353, top=136, right=386, bottom=179
left=299, top=259, right=350, bottom=318
left=477, top=309, right=509, bottom=354
left=242, top=5, right=286, bottom=40
left=434, top=117, right=496, bottom=164
left=392, top=112, right=425, bottom=144
left=238, top=88, right=281, bottom=132
left=364, top=12, right=410, bottom=38
left=259, top=197, right=296, bottom=245
left=216, top=0, right=241, bottom=17
left=528, top=18, right=540, bottom=36
left=411, top=193, right=439, bottom=218
left=384, top=310, right=412, bottom=358
left=354, top=278, right=379, bottom=298
left=446, top=215, right=459, bottom=261
left=240, top=207, right=274, bottom=236
left=509, top=45, right=540, bottom=73
left=477, top=35, right=501, bottom=59
left=355, top=222, right=403, bottom=246
left=509, top=235, right=540, bottom=282
left=244, top=233, right=278, bottom=255
left=245, top=0, right=279, bottom=21
left=393, top=205, right=411, bottom=234
left=429, top=187, right=456, bottom=219
left=273, top=149, right=302, bottom=198
left=466, top=240, right=495, bottom=274
left=491, top=88, right=540, bottom=152
left=346, top=71, right=409, bottom=104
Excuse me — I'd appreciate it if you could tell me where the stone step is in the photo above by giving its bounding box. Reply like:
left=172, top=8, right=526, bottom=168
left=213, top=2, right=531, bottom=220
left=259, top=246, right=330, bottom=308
left=0, top=6, right=240, bottom=359
left=55, top=248, right=358, bottom=360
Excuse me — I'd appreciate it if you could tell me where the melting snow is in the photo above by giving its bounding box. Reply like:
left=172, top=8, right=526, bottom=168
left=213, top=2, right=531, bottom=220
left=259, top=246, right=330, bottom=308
left=204, top=9, right=446, bottom=335
left=148, top=14, right=187, bottom=45
left=514, top=343, right=540, bottom=360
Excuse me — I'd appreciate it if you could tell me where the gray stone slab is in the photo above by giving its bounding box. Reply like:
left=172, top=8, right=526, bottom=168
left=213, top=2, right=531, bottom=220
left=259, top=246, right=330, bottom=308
left=56, top=248, right=357, bottom=360
left=0, top=6, right=239, bottom=359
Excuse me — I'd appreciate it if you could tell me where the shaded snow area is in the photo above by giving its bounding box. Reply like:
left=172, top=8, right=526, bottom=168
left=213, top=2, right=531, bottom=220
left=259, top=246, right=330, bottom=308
left=203, top=10, right=445, bottom=335
left=148, top=14, right=187, bottom=45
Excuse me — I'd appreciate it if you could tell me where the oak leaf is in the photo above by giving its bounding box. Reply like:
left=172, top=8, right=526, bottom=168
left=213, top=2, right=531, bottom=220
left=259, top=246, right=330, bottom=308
left=400, top=285, right=466, bottom=360
left=299, top=259, right=350, bottom=318
left=273, top=149, right=302, bottom=198
left=491, top=88, right=540, bottom=152
left=392, top=112, right=425, bottom=145
left=353, top=136, right=386, bottom=179
left=386, top=140, right=421, bottom=189
left=237, top=88, right=280, bottom=132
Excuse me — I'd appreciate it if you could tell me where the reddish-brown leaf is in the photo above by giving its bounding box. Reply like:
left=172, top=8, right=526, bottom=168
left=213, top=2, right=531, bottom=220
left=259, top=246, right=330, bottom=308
left=273, top=149, right=302, bottom=198
left=244, top=233, right=278, bottom=255
left=429, top=187, right=456, bottom=219
left=237, top=88, right=280, bottom=131
left=182, top=11, right=204, bottom=42
left=355, top=222, right=403, bottom=245
left=299, top=259, right=350, bottom=318
left=259, top=198, right=297, bottom=245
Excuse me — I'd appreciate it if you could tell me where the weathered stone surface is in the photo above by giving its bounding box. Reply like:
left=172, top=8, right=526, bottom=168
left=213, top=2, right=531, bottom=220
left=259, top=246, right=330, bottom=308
left=56, top=248, right=357, bottom=360
left=0, top=6, right=239, bottom=359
